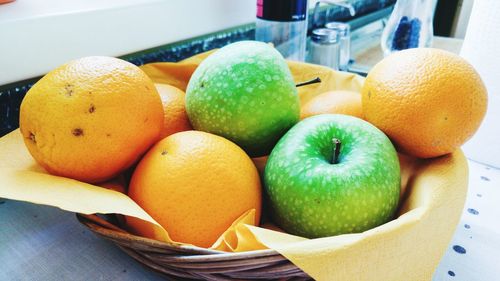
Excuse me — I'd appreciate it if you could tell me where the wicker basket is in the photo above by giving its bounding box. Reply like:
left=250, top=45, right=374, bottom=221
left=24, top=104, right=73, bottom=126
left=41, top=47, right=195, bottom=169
left=76, top=213, right=310, bottom=280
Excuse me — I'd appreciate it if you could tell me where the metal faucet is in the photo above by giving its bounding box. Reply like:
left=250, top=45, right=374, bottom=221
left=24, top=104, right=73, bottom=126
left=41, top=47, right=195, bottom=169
left=313, top=0, right=356, bottom=28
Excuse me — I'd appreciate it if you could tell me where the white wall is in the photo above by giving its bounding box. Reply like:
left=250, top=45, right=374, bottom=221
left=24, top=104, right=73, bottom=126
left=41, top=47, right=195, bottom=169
left=0, top=0, right=255, bottom=85
left=461, top=0, right=500, bottom=167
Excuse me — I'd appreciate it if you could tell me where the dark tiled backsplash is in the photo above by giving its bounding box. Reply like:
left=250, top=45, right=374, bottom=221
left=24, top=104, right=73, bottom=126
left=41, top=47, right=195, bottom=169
left=122, top=25, right=256, bottom=67
left=0, top=85, right=32, bottom=137
left=0, top=0, right=395, bottom=137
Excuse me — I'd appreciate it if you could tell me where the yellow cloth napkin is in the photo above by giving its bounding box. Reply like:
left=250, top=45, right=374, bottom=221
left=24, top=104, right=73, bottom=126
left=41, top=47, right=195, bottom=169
left=0, top=51, right=468, bottom=281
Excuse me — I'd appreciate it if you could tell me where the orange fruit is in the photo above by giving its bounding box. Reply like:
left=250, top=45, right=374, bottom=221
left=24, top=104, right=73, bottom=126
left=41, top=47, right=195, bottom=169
left=99, top=175, right=128, bottom=194
left=19, top=56, right=164, bottom=183
left=155, top=83, right=192, bottom=138
left=300, top=90, right=363, bottom=119
left=127, top=131, right=262, bottom=248
left=362, top=48, right=487, bottom=158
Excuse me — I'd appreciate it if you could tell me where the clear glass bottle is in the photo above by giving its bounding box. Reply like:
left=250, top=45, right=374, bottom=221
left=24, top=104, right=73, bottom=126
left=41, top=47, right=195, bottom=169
left=325, top=22, right=350, bottom=71
left=309, top=28, right=340, bottom=70
left=255, top=0, right=308, bottom=61
left=381, top=0, right=437, bottom=56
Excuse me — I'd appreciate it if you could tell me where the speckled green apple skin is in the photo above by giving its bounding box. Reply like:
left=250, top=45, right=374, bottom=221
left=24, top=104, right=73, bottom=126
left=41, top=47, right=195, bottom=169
left=185, top=41, right=300, bottom=157
left=264, top=114, right=400, bottom=238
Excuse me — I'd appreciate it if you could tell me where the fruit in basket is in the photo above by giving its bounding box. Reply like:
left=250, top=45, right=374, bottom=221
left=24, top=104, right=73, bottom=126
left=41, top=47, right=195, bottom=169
left=127, top=131, right=262, bottom=248
left=362, top=48, right=487, bottom=158
left=19, top=56, right=163, bottom=183
left=186, top=41, right=300, bottom=157
left=155, top=83, right=192, bottom=138
left=264, top=114, right=400, bottom=238
left=99, top=175, right=127, bottom=194
left=301, top=90, right=363, bottom=120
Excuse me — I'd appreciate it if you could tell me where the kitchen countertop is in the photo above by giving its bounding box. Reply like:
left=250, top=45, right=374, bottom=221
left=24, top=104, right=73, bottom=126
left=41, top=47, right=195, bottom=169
left=352, top=36, right=464, bottom=71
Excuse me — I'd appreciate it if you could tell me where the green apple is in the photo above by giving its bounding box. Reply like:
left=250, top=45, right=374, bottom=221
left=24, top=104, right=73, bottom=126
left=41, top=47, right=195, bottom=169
left=185, top=41, right=300, bottom=157
left=264, top=114, right=400, bottom=238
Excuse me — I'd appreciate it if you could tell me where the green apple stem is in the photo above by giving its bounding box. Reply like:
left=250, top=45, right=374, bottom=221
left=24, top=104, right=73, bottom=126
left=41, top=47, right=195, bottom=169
left=332, top=138, right=341, bottom=164
left=295, top=77, right=321, bottom=88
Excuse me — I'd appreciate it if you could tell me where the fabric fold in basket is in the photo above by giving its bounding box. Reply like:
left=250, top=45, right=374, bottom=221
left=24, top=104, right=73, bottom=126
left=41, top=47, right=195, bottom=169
left=0, top=50, right=468, bottom=281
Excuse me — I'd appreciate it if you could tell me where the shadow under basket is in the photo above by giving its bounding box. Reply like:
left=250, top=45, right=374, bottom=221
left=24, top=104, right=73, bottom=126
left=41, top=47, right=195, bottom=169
left=76, top=213, right=310, bottom=280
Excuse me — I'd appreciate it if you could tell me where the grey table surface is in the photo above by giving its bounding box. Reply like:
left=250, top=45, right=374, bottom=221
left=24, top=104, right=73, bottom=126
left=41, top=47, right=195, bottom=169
left=1, top=158, right=499, bottom=281
left=0, top=200, right=165, bottom=281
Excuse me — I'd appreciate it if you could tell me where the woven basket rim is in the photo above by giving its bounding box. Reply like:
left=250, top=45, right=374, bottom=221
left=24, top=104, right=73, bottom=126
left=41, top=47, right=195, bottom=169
left=76, top=213, right=310, bottom=280
left=76, top=213, right=281, bottom=258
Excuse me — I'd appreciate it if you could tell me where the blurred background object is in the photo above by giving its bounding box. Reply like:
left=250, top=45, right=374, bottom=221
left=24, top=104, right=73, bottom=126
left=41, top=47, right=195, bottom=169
left=255, top=0, right=308, bottom=61
left=325, top=22, right=351, bottom=70
left=434, top=0, right=473, bottom=38
left=308, top=1, right=354, bottom=69
left=348, top=0, right=468, bottom=75
left=309, top=28, right=341, bottom=69
left=380, top=0, right=436, bottom=56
